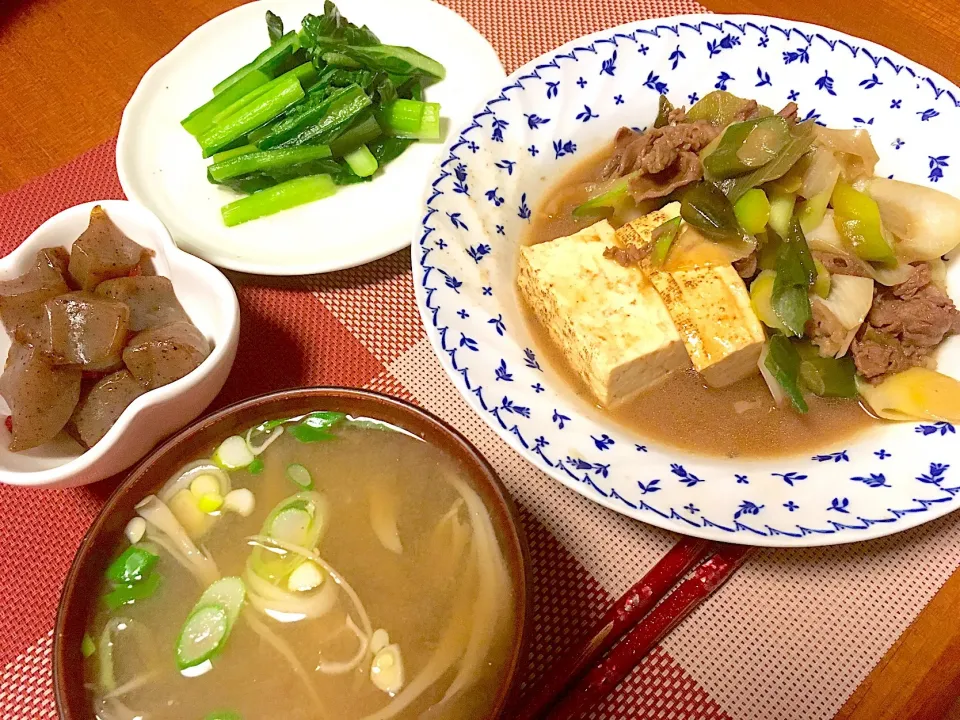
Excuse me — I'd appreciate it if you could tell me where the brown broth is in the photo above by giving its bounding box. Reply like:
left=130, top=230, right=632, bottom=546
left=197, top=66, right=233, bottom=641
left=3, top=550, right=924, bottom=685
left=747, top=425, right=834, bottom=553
left=84, top=422, right=516, bottom=719
left=522, top=151, right=878, bottom=458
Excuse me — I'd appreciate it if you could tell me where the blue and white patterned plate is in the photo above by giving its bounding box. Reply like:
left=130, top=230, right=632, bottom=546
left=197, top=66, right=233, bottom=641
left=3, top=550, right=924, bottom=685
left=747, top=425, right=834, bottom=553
left=412, top=14, right=960, bottom=547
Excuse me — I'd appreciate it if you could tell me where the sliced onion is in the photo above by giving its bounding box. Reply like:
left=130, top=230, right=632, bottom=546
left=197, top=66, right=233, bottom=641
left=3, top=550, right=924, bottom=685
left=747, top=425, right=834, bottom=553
left=857, top=368, right=960, bottom=422
left=245, top=424, right=284, bottom=456
left=807, top=212, right=914, bottom=286
left=244, top=556, right=338, bottom=620
left=317, top=615, right=369, bottom=675
left=800, top=146, right=841, bottom=199
left=136, top=495, right=220, bottom=586
left=243, top=611, right=328, bottom=714
left=929, top=258, right=948, bottom=293
left=813, top=126, right=879, bottom=180
left=663, top=225, right=756, bottom=271
left=97, top=618, right=158, bottom=693
left=159, top=461, right=231, bottom=504
left=870, top=261, right=915, bottom=286
left=436, top=474, right=511, bottom=707
left=813, top=275, right=874, bottom=357
left=866, top=177, right=960, bottom=262
left=368, top=482, right=402, bottom=555
left=758, top=343, right=786, bottom=407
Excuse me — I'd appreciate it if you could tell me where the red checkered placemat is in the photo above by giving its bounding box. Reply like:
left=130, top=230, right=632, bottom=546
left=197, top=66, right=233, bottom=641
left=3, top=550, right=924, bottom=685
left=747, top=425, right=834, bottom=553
left=4, top=2, right=960, bottom=719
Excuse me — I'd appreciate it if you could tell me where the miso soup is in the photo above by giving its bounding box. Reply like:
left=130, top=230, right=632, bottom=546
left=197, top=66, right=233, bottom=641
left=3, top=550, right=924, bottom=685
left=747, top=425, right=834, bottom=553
left=84, top=411, right=517, bottom=720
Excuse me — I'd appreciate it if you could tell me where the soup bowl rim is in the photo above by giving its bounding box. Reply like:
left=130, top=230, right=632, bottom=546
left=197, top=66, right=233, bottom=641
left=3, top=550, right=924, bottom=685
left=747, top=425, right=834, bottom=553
left=53, top=386, right=531, bottom=720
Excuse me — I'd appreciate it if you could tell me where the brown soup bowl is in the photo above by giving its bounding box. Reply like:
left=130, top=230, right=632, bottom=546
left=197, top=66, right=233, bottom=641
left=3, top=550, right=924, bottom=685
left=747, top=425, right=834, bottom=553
left=53, top=387, right=530, bottom=719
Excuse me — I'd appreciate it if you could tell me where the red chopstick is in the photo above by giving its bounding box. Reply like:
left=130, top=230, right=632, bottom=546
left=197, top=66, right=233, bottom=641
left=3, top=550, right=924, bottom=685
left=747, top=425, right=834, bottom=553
left=511, top=536, right=713, bottom=720
left=544, top=543, right=753, bottom=720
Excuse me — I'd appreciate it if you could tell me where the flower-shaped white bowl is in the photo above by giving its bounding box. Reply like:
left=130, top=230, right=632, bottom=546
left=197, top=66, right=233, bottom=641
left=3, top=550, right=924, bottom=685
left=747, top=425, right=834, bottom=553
left=413, top=14, right=960, bottom=547
left=0, top=200, right=240, bottom=489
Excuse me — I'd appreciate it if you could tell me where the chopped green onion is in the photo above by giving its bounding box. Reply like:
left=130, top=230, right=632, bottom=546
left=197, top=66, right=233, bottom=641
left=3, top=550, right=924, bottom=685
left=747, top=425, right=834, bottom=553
left=198, top=493, right=224, bottom=514
left=247, top=456, right=265, bottom=475
left=105, top=546, right=159, bottom=585
left=81, top=633, right=96, bottom=659
left=176, top=577, right=246, bottom=671
left=103, top=573, right=161, bottom=611
left=176, top=604, right=229, bottom=670
left=204, top=712, right=242, bottom=720
left=797, top=188, right=832, bottom=234
left=221, top=175, right=337, bottom=226
left=288, top=410, right=346, bottom=442
left=686, top=90, right=756, bottom=127
left=813, top=258, right=832, bottom=299
left=213, top=435, right=256, bottom=470
left=653, top=94, right=674, bottom=128
left=198, top=75, right=305, bottom=158
left=733, top=189, right=770, bottom=235
left=286, top=463, right=314, bottom=490
left=767, top=190, right=796, bottom=238
left=208, top=145, right=332, bottom=183
left=212, top=31, right=300, bottom=95
left=831, top=179, right=896, bottom=264
left=198, top=577, right=246, bottom=629
left=572, top=174, right=635, bottom=217
left=343, top=144, right=379, bottom=177
left=650, top=217, right=682, bottom=267
left=764, top=334, right=808, bottom=412
left=182, top=70, right=271, bottom=138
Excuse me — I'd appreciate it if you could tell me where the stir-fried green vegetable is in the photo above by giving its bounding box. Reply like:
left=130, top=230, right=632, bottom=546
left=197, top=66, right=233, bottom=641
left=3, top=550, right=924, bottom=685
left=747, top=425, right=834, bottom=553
left=679, top=182, right=742, bottom=241
left=654, top=94, right=674, bottom=128
left=686, top=91, right=758, bottom=127
left=770, top=219, right=815, bottom=337
left=796, top=343, right=857, bottom=397
left=763, top=334, right=808, bottom=412
left=717, top=121, right=816, bottom=203
left=180, top=1, right=446, bottom=225
left=704, top=117, right=790, bottom=180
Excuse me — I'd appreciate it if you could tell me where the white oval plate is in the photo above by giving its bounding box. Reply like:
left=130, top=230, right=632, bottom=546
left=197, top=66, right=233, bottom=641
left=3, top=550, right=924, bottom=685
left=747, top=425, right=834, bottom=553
left=118, top=0, right=504, bottom=275
left=413, top=14, right=960, bottom=546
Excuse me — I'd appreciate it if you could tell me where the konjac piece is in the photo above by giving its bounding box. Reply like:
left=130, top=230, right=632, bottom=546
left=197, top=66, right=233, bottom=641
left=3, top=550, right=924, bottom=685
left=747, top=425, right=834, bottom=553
left=0, top=342, right=81, bottom=451
left=0, top=248, right=70, bottom=342
left=96, top=277, right=189, bottom=332
left=123, top=321, right=210, bottom=390
left=68, top=206, right=146, bottom=290
left=40, top=292, right=130, bottom=371
left=67, top=370, right=144, bottom=448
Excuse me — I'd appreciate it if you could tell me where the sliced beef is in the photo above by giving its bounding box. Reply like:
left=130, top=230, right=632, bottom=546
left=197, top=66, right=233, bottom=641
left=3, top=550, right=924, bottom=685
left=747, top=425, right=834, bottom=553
left=733, top=252, right=758, bottom=279
left=808, top=300, right=848, bottom=357
left=603, top=244, right=647, bottom=267
left=851, top=263, right=960, bottom=380
left=732, top=99, right=760, bottom=123
left=811, top=251, right=871, bottom=278
left=777, top=102, right=799, bottom=124
left=601, top=122, right=719, bottom=201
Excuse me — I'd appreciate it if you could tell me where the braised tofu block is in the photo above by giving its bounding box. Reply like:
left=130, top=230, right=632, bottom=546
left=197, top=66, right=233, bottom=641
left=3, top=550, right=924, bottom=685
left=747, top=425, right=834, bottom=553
left=41, top=292, right=130, bottom=371
left=123, top=321, right=210, bottom=389
left=68, top=206, right=146, bottom=290
left=517, top=220, right=688, bottom=406
left=0, top=342, right=81, bottom=451
left=67, top=370, right=144, bottom=448
left=96, top=276, right=189, bottom=332
left=0, top=248, right=70, bottom=341
left=616, top=204, right=766, bottom=388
